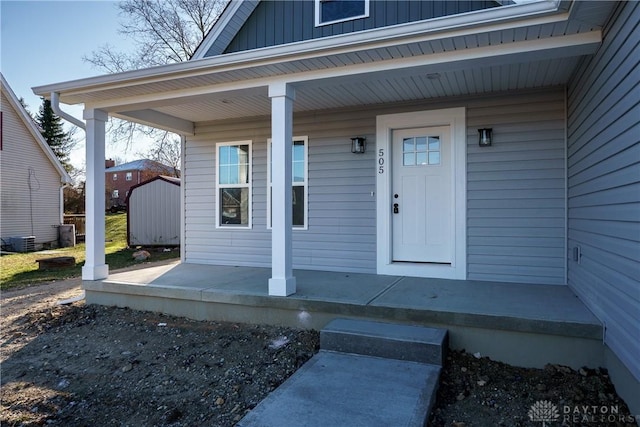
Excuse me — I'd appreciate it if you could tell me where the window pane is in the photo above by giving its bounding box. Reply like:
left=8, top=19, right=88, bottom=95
left=293, top=161, right=304, bottom=183
left=429, top=152, right=440, bottom=165
left=403, top=138, right=414, bottom=152
left=292, top=186, right=304, bottom=227
left=428, top=137, right=440, bottom=151
left=219, top=165, right=230, bottom=185
left=416, top=152, right=427, bottom=165
left=416, top=136, right=427, bottom=152
left=293, top=141, right=305, bottom=162
left=321, top=0, right=365, bottom=23
left=220, top=188, right=248, bottom=225
left=238, top=145, right=249, bottom=164
left=403, top=153, right=414, bottom=166
left=219, top=146, right=230, bottom=165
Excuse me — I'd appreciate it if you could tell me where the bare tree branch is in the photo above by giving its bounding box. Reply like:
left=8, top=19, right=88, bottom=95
left=82, top=0, right=227, bottom=156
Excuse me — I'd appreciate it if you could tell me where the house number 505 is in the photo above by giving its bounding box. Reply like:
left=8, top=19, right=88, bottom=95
left=378, top=149, right=385, bottom=174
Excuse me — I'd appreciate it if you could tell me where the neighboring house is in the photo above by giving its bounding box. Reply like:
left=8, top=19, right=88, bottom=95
left=105, top=158, right=178, bottom=210
left=0, top=73, right=72, bottom=250
left=34, top=0, right=639, bottom=411
left=126, top=175, right=181, bottom=247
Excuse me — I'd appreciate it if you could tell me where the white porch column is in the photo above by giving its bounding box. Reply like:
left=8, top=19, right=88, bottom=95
left=82, top=108, right=109, bottom=280
left=268, top=82, right=296, bottom=296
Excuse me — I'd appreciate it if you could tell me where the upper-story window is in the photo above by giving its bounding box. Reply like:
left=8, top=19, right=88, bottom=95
left=113, top=173, right=117, bottom=181
left=126, top=172, right=133, bottom=181
left=315, top=0, right=369, bottom=26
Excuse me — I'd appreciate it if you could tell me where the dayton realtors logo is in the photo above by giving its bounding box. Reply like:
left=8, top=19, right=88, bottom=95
left=528, top=400, right=560, bottom=426
left=529, top=400, right=637, bottom=425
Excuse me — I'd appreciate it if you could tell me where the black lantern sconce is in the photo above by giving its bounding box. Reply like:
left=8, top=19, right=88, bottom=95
left=478, top=128, right=492, bottom=147
left=351, top=137, right=367, bottom=154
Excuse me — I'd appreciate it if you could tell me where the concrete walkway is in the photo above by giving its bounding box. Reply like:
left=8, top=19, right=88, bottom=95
left=237, top=319, right=446, bottom=427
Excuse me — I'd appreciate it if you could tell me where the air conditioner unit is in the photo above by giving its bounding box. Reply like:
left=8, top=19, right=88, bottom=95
left=11, top=236, right=35, bottom=252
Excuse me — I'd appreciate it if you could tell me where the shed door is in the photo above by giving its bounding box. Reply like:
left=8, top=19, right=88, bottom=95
left=392, top=126, right=452, bottom=263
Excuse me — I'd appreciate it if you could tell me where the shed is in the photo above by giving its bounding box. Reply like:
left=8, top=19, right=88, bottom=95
left=126, top=176, right=180, bottom=247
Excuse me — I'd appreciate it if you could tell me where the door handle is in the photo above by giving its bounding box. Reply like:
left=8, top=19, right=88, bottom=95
left=393, top=203, right=399, bottom=214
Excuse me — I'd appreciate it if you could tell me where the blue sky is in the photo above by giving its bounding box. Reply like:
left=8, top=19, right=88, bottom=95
left=1, top=0, right=136, bottom=166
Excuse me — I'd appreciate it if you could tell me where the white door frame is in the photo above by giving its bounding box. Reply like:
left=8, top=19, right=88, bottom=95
left=376, top=108, right=467, bottom=279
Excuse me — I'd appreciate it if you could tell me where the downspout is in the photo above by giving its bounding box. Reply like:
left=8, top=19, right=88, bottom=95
left=51, top=92, right=85, bottom=130
left=51, top=91, right=84, bottom=253
left=60, top=182, right=72, bottom=224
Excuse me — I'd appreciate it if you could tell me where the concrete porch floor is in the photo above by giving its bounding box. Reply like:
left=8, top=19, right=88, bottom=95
left=84, top=261, right=605, bottom=371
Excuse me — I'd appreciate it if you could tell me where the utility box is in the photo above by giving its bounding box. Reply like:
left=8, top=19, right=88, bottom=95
left=126, top=176, right=180, bottom=247
left=58, top=224, right=76, bottom=248
left=10, top=236, right=35, bottom=252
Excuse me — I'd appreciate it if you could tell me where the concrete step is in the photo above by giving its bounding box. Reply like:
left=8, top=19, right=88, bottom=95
left=237, top=319, right=447, bottom=427
left=321, top=318, right=448, bottom=365
left=237, top=351, right=441, bottom=427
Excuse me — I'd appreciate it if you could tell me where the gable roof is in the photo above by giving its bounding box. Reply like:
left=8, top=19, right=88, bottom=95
left=192, top=0, right=260, bottom=60
left=0, top=73, right=72, bottom=184
left=106, top=158, right=177, bottom=173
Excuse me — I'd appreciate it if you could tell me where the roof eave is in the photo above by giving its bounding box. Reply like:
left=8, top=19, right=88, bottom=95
left=32, top=0, right=566, bottom=103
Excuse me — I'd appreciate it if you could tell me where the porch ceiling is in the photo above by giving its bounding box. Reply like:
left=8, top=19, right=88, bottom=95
left=32, top=0, right=615, bottom=133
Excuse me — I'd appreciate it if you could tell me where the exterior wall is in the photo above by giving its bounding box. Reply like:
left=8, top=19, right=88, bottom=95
left=567, top=0, right=640, bottom=381
left=184, top=87, right=566, bottom=284
left=128, top=178, right=181, bottom=246
left=219, top=0, right=498, bottom=55
left=107, top=169, right=144, bottom=207
left=0, top=91, right=63, bottom=245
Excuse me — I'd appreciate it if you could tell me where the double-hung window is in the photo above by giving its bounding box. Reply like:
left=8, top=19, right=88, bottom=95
left=216, top=141, right=252, bottom=228
left=126, top=172, right=133, bottom=181
left=268, top=136, right=308, bottom=230
left=315, top=0, right=369, bottom=26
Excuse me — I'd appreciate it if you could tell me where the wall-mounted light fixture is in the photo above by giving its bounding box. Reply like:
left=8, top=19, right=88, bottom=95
left=478, top=128, right=492, bottom=147
left=351, top=137, right=366, bottom=154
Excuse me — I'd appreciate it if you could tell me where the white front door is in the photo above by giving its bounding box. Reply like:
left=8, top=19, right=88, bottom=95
left=392, top=126, right=452, bottom=263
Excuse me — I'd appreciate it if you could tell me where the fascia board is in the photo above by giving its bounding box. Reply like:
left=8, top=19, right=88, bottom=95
left=33, top=0, right=565, bottom=100
left=191, top=0, right=253, bottom=60
left=1, top=74, right=73, bottom=184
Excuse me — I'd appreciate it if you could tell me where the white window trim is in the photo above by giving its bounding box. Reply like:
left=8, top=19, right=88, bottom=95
left=267, top=136, right=309, bottom=231
left=112, top=173, right=117, bottom=181
left=125, top=172, right=133, bottom=181
left=315, top=0, right=370, bottom=27
left=376, top=108, right=467, bottom=280
left=215, top=140, right=252, bottom=229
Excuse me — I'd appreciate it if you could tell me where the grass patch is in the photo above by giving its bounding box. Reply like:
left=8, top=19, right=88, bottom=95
left=1, top=213, right=179, bottom=290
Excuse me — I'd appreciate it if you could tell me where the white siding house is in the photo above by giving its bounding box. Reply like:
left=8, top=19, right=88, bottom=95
left=1, top=73, right=72, bottom=249
left=33, top=0, right=638, bottom=413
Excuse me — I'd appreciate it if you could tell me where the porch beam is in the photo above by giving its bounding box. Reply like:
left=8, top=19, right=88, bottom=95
left=268, top=82, right=296, bottom=297
left=115, top=110, right=195, bottom=135
left=82, top=108, right=109, bottom=281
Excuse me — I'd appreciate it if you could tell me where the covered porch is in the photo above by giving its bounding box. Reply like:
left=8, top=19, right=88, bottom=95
left=84, top=261, right=604, bottom=372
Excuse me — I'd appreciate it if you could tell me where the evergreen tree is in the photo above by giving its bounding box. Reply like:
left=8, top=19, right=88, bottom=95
left=36, top=98, right=75, bottom=172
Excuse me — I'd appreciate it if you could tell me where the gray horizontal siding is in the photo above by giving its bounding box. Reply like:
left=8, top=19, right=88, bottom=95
left=220, top=0, right=499, bottom=55
left=466, top=89, right=567, bottom=284
left=0, top=91, right=62, bottom=245
left=184, top=87, right=567, bottom=282
left=567, top=1, right=640, bottom=381
left=184, top=112, right=378, bottom=273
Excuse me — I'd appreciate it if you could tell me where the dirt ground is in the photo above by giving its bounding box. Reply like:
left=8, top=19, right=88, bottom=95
left=1, top=272, right=636, bottom=426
